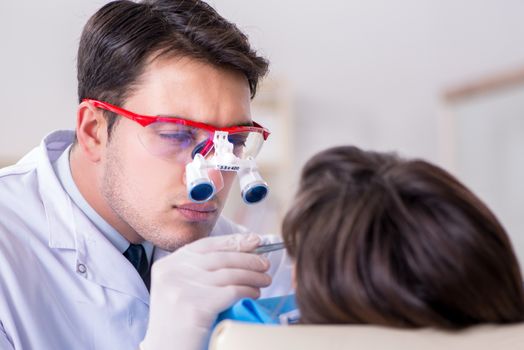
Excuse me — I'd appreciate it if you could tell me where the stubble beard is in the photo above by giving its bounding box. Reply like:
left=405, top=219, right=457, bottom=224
left=101, top=144, right=217, bottom=252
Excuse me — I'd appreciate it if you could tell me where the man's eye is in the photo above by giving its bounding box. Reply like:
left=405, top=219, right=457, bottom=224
left=159, top=132, right=195, bottom=145
left=228, top=135, right=247, bottom=147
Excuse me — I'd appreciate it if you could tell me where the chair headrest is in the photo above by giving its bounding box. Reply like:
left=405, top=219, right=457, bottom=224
left=210, top=320, right=524, bottom=350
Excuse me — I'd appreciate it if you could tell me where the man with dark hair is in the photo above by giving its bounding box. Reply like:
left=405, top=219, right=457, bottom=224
left=0, top=1, right=291, bottom=349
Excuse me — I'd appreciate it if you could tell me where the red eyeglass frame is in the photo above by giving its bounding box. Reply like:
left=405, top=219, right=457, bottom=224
left=83, top=99, right=270, bottom=157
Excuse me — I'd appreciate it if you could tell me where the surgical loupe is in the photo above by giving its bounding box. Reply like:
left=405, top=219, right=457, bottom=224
left=185, top=131, right=269, bottom=204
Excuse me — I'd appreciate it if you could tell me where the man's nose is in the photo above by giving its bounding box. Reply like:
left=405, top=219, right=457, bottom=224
left=208, top=169, right=224, bottom=194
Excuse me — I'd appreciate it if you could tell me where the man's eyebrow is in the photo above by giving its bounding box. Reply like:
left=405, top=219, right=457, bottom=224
left=157, top=114, right=254, bottom=128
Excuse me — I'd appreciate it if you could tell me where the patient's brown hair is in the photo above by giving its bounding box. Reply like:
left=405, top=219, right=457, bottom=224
left=282, top=145, right=524, bottom=328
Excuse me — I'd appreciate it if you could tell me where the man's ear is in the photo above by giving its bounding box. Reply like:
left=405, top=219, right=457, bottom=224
left=76, top=101, right=109, bottom=163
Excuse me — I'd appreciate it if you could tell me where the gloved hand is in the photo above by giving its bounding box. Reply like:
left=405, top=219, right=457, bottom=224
left=140, top=233, right=271, bottom=350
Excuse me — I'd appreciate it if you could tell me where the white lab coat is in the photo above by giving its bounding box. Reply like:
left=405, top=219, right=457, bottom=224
left=0, top=130, right=292, bottom=350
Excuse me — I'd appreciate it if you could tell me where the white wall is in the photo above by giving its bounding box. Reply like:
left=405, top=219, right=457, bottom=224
left=211, top=0, right=524, bottom=166
left=0, top=0, right=107, bottom=162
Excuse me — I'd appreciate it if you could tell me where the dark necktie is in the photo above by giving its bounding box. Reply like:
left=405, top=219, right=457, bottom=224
left=123, top=243, right=150, bottom=290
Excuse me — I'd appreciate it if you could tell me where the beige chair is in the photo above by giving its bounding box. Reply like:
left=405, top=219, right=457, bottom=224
left=209, top=320, right=524, bottom=350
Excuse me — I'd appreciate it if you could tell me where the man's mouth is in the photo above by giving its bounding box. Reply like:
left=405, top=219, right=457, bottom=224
left=174, top=203, right=218, bottom=222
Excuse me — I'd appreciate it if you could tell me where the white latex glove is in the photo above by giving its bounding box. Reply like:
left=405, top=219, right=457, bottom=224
left=140, top=233, right=271, bottom=350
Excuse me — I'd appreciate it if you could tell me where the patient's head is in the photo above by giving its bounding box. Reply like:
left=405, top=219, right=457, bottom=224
left=282, top=145, right=524, bottom=328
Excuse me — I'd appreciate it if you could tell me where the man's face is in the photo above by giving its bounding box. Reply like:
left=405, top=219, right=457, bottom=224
left=100, top=56, right=252, bottom=251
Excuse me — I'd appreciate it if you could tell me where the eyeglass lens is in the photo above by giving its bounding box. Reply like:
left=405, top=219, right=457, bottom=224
left=136, top=122, right=264, bottom=162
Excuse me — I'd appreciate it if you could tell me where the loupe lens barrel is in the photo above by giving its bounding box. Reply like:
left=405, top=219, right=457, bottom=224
left=238, top=168, right=269, bottom=204
left=242, top=182, right=268, bottom=203
left=186, top=155, right=215, bottom=203
left=189, top=181, right=215, bottom=202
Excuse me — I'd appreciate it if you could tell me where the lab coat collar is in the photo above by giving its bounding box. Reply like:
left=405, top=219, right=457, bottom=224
left=36, top=130, right=77, bottom=250
left=35, top=130, right=149, bottom=304
left=73, top=208, right=150, bottom=304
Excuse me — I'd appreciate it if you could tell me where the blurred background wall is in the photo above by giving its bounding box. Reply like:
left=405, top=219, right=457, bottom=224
left=1, top=0, right=523, bottom=264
